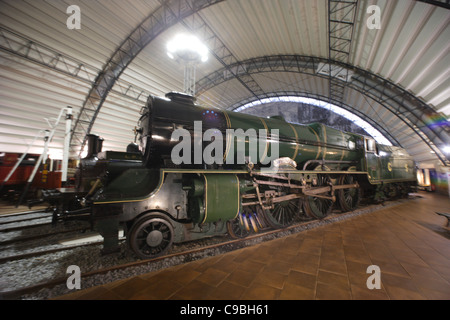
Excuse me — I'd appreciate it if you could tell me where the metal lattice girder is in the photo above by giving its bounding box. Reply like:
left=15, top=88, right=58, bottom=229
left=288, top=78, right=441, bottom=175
left=196, top=54, right=450, bottom=165
left=327, top=0, right=358, bottom=106
left=71, top=0, right=224, bottom=156
left=0, top=25, right=97, bottom=84
left=328, top=0, right=358, bottom=63
left=197, top=55, right=322, bottom=95
left=417, top=0, right=450, bottom=10
left=0, top=25, right=154, bottom=104
left=231, top=90, right=402, bottom=148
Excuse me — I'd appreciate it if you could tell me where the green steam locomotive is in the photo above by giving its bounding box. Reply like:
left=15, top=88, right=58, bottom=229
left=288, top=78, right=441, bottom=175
left=45, top=92, right=416, bottom=259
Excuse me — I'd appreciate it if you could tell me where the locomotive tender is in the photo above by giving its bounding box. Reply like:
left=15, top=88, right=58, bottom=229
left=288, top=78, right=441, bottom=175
left=44, top=92, right=416, bottom=259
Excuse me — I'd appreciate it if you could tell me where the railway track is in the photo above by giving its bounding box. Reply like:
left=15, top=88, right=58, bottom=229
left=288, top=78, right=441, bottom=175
left=0, top=225, right=90, bottom=246
left=0, top=215, right=102, bottom=263
left=0, top=239, right=106, bottom=264
left=0, top=196, right=416, bottom=300
left=0, top=214, right=91, bottom=244
left=0, top=209, right=95, bottom=281
left=0, top=211, right=52, bottom=225
left=0, top=210, right=53, bottom=231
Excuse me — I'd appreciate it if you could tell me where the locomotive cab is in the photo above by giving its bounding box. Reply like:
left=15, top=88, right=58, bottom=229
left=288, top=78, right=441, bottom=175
left=363, top=137, right=415, bottom=184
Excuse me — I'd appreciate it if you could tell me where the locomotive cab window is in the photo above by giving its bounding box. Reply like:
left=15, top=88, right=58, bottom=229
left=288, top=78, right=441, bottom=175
left=366, top=138, right=377, bottom=153
left=348, top=140, right=356, bottom=150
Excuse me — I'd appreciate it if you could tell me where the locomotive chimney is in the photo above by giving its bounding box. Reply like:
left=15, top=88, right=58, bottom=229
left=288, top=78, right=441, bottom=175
left=96, top=137, right=104, bottom=154
left=165, top=91, right=196, bottom=105
left=85, top=134, right=101, bottom=159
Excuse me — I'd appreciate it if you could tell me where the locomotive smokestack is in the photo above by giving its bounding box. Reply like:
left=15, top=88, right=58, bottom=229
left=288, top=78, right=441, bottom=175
left=85, top=134, right=101, bottom=159
left=96, top=137, right=104, bottom=154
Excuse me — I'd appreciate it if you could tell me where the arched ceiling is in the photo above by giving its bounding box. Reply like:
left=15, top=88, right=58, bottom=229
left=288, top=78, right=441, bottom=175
left=0, top=0, right=449, bottom=166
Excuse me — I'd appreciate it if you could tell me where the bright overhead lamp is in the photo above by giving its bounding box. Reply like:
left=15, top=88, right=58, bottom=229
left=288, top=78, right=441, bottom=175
left=167, top=33, right=208, bottom=63
left=167, top=33, right=209, bottom=96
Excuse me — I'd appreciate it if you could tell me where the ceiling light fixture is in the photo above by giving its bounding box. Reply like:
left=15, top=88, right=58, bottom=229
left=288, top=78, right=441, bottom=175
left=167, top=33, right=209, bottom=96
left=167, top=34, right=208, bottom=63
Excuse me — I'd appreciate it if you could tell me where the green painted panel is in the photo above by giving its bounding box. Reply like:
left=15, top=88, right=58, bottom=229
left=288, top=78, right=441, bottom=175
left=224, top=111, right=265, bottom=164
left=95, top=168, right=159, bottom=203
left=203, top=173, right=240, bottom=223
left=366, top=144, right=416, bottom=184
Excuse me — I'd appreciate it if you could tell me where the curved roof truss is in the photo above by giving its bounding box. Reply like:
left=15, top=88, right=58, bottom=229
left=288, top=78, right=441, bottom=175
left=233, top=91, right=401, bottom=147
left=195, top=54, right=450, bottom=165
left=417, top=0, right=450, bottom=10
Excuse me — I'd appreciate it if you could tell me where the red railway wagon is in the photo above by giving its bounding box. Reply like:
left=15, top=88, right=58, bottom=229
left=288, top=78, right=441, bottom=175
left=1, top=153, right=61, bottom=197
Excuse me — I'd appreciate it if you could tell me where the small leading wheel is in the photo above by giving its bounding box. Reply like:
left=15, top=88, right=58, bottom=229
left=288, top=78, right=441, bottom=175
left=263, top=190, right=303, bottom=229
left=227, top=205, right=256, bottom=239
left=227, top=212, right=250, bottom=239
left=304, top=174, right=334, bottom=220
left=128, top=214, right=174, bottom=259
left=337, top=174, right=361, bottom=213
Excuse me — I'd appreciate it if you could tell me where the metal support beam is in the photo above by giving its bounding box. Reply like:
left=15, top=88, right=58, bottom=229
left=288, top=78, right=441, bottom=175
left=197, top=55, right=322, bottom=95
left=0, top=26, right=96, bottom=84
left=183, top=64, right=197, bottom=96
left=230, top=90, right=401, bottom=148
left=328, top=0, right=358, bottom=62
left=62, top=107, right=72, bottom=185
left=327, top=0, right=358, bottom=107
left=0, top=26, right=153, bottom=105
left=416, top=0, right=450, bottom=10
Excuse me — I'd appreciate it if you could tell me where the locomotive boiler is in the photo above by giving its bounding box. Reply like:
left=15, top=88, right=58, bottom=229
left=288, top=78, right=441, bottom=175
left=44, top=92, right=416, bottom=259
